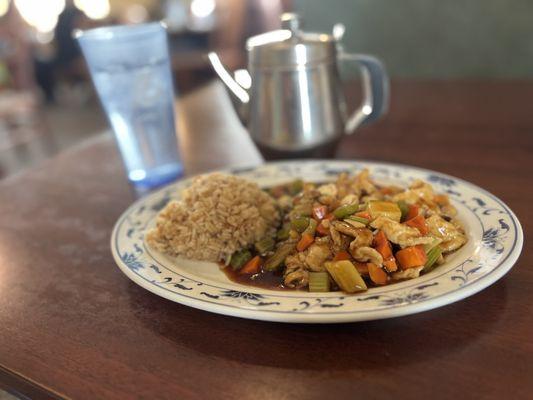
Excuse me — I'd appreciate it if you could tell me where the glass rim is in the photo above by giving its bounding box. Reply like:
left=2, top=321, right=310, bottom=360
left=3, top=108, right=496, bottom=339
left=73, top=21, right=166, bottom=41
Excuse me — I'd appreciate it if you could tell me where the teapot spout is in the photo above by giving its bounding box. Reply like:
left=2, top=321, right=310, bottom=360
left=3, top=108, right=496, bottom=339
left=207, top=52, right=250, bottom=124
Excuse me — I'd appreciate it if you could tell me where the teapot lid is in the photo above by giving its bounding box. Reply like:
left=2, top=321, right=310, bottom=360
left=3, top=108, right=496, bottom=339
left=246, top=13, right=337, bottom=68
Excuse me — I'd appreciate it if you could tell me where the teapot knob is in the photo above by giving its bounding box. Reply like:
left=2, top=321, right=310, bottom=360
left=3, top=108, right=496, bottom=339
left=281, top=13, right=300, bottom=33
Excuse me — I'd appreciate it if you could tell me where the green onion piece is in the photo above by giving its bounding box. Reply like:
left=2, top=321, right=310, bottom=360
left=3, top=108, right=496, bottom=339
left=276, top=226, right=290, bottom=241
left=333, top=203, right=359, bottom=219
left=288, top=179, right=304, bottom=195
left=291, top=217, right=310, bottom=233
left=397, top=200, right=409, bottom=221
left=347, top=215, right=370, bottom=225
left=303, top=219, right=317, bottom=236
left=308, top=272, right=331, bottom=292
left=255, top=237, right=275, bottom=254
left=263, top=242, right=296, bottom=271
left=424, top=246, right=442, bottom=272
left=230, top=250, right=252, bottom=270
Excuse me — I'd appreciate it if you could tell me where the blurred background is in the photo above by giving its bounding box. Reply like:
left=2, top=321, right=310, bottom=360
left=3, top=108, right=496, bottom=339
left=0, top=0, right=532, bottom=178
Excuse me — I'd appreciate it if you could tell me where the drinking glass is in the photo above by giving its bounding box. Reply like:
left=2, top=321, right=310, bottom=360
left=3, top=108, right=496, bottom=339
left=76, top=22, right=183, bottom=188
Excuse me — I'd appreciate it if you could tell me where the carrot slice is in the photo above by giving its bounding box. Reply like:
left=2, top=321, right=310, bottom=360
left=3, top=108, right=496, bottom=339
left=333, top=251, right=351, bottom=261
left=239, top=255, right=262, bottom=275
left=312, top=205, right=328, bottom=221
left=405, top=214, right=429, bottom=235
left=406, top=204, right=419, bottom=221
left=354, top=261, right=369, bottom=275
left=383, top=258, right=398, bottom=272
left=395, top=246, right=427, bottom=270
left=374, top=230, right=393, bottom=259
left=316, top=221, right=329, bottom=236
left=297, top=233, right=315, bottom=252
left=323, top=213, right=335, bottom=221
left=368, top=263, right=388, bottom=285
left=356, top=211, right=371, bottom=220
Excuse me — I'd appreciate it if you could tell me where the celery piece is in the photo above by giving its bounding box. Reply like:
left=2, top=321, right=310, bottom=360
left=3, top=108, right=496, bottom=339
left=347, top=215, right=370, bottom=225
left=333, top=203, right=359, bottom=219
left=397, top=200, right=409, bottom=221
left=308, top=272, right=331, bottom=292
left=303, top=219, right=318, bottom=236
left=230, top=250, right=252, bottom=270
left=291, top=217, right=310, bottom=233
left=423, top=238, right=443, bottom=253
left=325, top=260, right=368, bottom=293
left=424, top=246, right=442, bottom=272
left=255, top=237, right=275, bottom=254
left=367, top=201, right=402, bottom=222
left=289, top=179, right=304, bottom=195
left=276, top=226, right=290, bottom=241
left=263, top=242, right=296, bottom=271
left=291, top=202, right=313, bottom=218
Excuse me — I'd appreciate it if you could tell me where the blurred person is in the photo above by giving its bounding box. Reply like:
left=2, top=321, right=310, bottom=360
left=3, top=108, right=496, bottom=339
left=0, top=3, right=35, bottom=91
left=35, top=0, right=93, bottom=103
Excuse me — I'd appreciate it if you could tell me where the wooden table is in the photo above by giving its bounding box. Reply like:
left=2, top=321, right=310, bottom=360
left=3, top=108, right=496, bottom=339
left=0, top=81, right=531, bottom=400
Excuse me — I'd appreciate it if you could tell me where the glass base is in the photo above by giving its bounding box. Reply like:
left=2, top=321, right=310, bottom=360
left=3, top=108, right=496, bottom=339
left=128, top=162, right=184, bottom=189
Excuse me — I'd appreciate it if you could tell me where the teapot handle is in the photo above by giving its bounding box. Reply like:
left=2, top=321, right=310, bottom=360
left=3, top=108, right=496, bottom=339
left=340, top=52, right=389, bottom=134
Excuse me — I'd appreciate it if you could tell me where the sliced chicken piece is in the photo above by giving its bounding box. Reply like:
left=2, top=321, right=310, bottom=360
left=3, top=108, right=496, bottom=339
left=317, top=183, right=338, bottom=198
left=352, top=168, right=378, bottom=195
left=348, top=228, right=374, bottom=249
left=329, top=224, right=342, bottom=247
left=350, top=246, right=383, bottom=266
left=340, top=194, right=359, bottom=206
left=305, top=243, right=331, bottom=271
left=391, top=266, right=424, bottom=280
left=392, top=180, right=436, bottom=206
left=370, top=217, right=434, bottom=248
left=284, top=269, right=309, bottom=288
left=426, top=215, right=467, bottom=253
left=285, top=252, right=306, bottom=271
left=335, top=172, right=352, bottom=199
left=331, top=221, right=363, bottom=237
left=284, top=253, right=309, bottom=288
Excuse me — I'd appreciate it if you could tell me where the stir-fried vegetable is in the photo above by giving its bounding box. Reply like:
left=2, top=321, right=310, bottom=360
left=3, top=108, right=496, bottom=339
left=288, top=179, right=304, bottom=195
left=368, top=263, right=388, bottom=285
left=297, top=234, right=314, bottom=252
left=424, top=246, right=442, bottom=272
left=291, top=217, right=310, bottom=233
left=325, top=260, right=367, bottom=293
left=405, top=214, right=429, bottom=235
left=333, top=251, right=351, bottom=261
left=308, top=272, right=330, bottom=292
left=397, top=200, right=409, bottom=221
left=255, top=237, right=275, bottom=254
left=230, top=249, right=252, bottom=270
left=276, top=226, right=290, bottom=240
left=303, top=219, right=317, bottom=236
left=347, top=215, right=370, bottom=225
left=240, top=255, right=262, bottom=274
left=263, top=242, right=295, bottom=271
left=395, top=246, right=428, bottom=269
left=374, top=230, right=398, bottom=272
left=406, top=204, right=419, bottom=221
left=221, top=169, right=466, bottom=293
left=333, top=203, right=359, bottom=219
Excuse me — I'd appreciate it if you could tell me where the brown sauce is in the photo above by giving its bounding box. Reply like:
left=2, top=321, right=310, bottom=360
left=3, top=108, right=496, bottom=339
left=221, top=264, right=296, bottom=291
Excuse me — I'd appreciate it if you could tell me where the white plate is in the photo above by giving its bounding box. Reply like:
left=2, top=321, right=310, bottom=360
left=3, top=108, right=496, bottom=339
left=111, top=161, right=523, bottom=323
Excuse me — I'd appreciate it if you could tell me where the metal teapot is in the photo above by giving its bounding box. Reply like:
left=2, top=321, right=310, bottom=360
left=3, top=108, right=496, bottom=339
left=208, top=13, right=389, bottom=157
